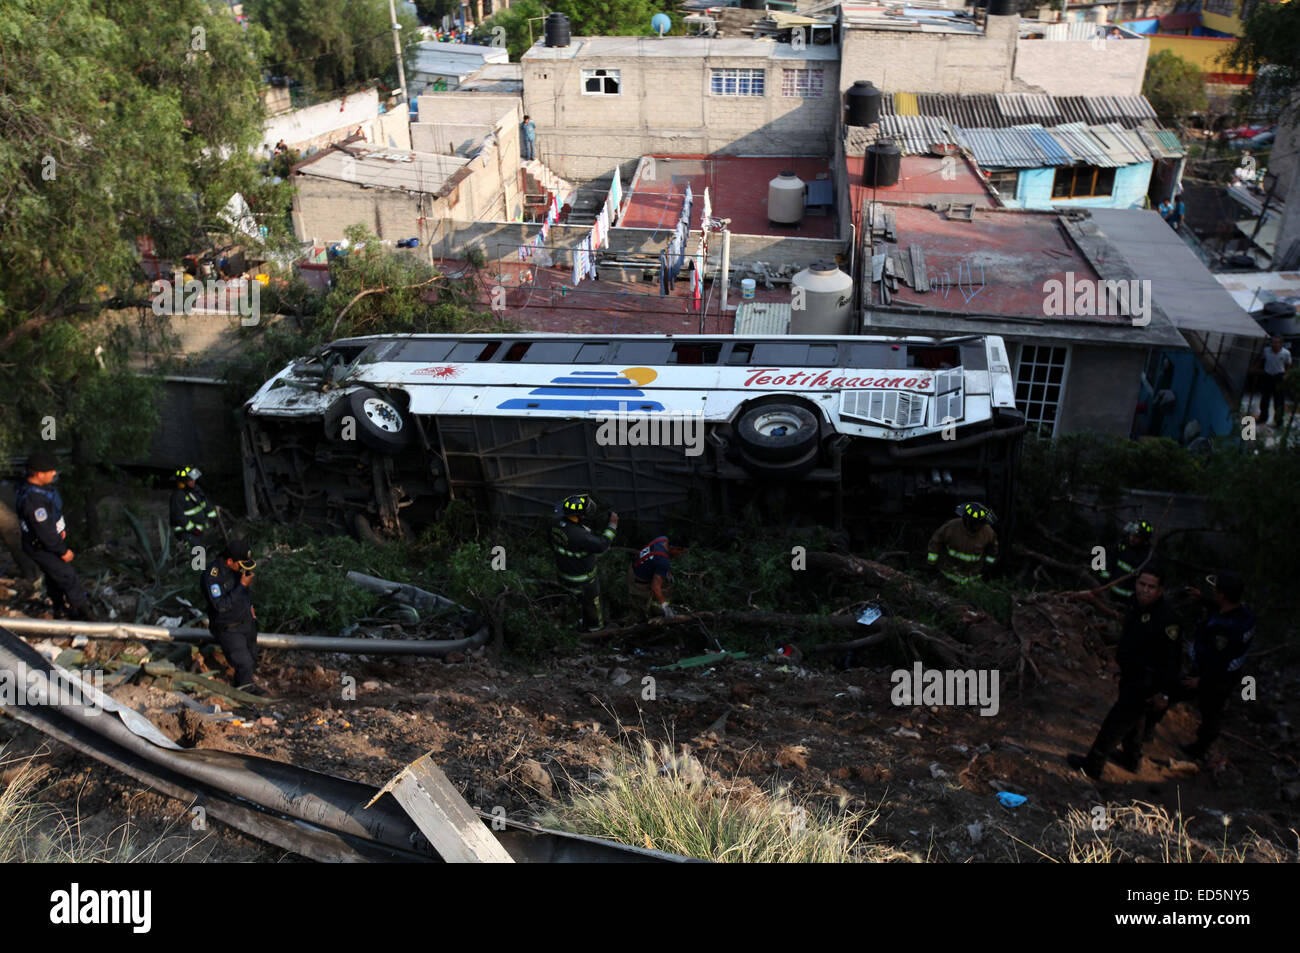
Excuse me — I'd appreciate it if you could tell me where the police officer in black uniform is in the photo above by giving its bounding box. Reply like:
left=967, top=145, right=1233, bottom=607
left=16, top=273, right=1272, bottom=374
left=1151, top=571, right=1256, bottom=761
left=1068, top=566, right=1182, bottom=779
left=15, top=451, right=92, bottom=619
left=169, top=465, right=218, bottom=548
left=202, top=538, right=265, bottom=695
left=550, top=494, right=618, bottom=632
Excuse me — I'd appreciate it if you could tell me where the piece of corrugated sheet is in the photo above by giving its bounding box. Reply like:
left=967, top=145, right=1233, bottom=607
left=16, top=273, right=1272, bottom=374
left=735, top=302, right=792, bottom=336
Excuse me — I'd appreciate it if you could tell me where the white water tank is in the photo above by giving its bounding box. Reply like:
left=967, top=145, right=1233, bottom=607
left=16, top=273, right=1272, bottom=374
left=768, top=171, right=805, bottom=225
left=790, top=260, right=854, bottom=334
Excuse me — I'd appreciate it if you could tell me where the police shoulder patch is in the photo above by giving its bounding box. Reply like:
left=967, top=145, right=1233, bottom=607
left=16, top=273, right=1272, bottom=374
left=33, top=507, right=48, bottom=521
left=209, top=583, right=223, bottom=599
left=208, top=566, right=219, bottom=577
left=1140, top=613, right=1150, bottom=623
left=1166, top=625, right=1179, bottom=640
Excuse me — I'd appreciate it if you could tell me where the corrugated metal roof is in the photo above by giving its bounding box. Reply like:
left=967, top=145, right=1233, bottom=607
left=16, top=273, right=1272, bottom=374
left=875, top=91, right=1186, bottom=162
left=877, top=115, right=957, bottom=155
left=735, top=301, right=791, bottom=335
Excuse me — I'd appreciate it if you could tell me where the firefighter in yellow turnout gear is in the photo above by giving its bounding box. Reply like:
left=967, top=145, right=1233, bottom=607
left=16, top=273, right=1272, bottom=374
left=927, top=502, right=999, bottom=584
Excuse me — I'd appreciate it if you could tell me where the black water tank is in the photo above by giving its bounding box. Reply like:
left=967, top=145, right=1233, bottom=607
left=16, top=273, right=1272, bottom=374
left=740, top=0, right=764, bottom=8
left=544, top=12, right=570, bottom=47
left=988, top=0, right=1017, bottom=14
left=845, top=81, right=882, bottom=128
left=864, top=139, right=901, bottom=188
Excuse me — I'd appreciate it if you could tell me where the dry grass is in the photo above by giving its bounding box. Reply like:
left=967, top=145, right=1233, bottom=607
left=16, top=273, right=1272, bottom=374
left=0, top=747, right=205, bottom=863
left=537, top=735, right=910, bottom=863
left=998, top=799, right=1298, bottom=863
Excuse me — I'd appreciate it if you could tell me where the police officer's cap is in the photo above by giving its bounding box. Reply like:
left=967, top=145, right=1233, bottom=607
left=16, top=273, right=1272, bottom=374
left=224, top=539, right=255, bottom=567
left=27, top=450, right=58, bottom=473
left=1206, top=570, right=1244, bottom=602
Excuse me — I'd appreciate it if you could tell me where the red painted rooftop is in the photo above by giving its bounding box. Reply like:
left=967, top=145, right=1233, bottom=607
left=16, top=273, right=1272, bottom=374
left=847, top=154, right=997, bottom=234
left=877, top=205, right=1106, bottom=320
left=620, top=155, right=838, bottom=239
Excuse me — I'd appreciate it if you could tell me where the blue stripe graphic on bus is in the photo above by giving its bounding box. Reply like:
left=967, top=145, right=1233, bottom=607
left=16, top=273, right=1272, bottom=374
left=496, top=367, right=664, bottom=413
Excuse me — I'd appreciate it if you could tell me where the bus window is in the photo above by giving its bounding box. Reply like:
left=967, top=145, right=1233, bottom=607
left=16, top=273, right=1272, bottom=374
left=576, top=343, right=610, bottom=363
left=387, top=340, right=456, bottom=362
left=522, top=342, right=582, bottom=363
left=847, top=343, right=901, bottom=368
left=449, top=341, right=502, bottom=362
left=727, top=343, right=755, bottom=364
left=613, top=341, right=672, bottom=365
left=503, top=342, right=531, bottom=362
left=909, top=347, right=959, bottom=370
left=670, top=343, right=721, bottom=365
left=752, top=343, right=811, bottom=365
left=807, top=344, right=839, bottom=365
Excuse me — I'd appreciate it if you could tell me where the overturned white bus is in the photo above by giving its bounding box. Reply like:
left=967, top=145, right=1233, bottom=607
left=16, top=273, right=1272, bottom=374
left=241, top=333, right=1025, bottom=540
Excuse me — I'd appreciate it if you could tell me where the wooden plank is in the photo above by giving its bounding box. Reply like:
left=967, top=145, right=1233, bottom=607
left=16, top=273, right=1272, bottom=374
left=871, top=253, right=886, bottom=282
left=885, top=211, right=896, bottom=243
left=910, top=245, right=928, bottom=293
left=370, top=753, right=515, bottom=863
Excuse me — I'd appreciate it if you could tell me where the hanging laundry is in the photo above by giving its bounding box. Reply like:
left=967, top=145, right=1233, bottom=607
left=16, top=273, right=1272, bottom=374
left=693, top=237, right=705, bottom=311
left=572, top=239, right=585, bottom=286
left=608, top=173, right=622, bottom=223
left=659, top=250, right=669, bottom=296
left=703, top=187, right=711, bottom=226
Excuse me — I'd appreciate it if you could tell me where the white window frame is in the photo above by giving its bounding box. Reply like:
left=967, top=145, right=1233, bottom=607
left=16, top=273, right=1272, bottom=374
left=1014, top=343, right=1071, bottom=437
left=581, top=68, right=621, bottom=96
left=710, top=68, right=766, bottom=98
left=781, top=68, right=824, bottom=99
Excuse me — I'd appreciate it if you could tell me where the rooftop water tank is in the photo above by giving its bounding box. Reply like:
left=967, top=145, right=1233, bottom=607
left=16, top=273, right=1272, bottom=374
left=768, top=171, right=805, bottom=226
left=544, top=12, right=571, bottom=47
left=790, top=261, right=854, bottom=335
left=989, top=0, right=1017, bottom=14
left=864, top=138, right=901, bottom=188
left=845, top=81, right=882, bottom=128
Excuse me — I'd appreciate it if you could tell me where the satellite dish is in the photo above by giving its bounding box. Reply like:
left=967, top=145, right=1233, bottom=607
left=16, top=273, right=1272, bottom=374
left=651, top=13, right=671, bottom=36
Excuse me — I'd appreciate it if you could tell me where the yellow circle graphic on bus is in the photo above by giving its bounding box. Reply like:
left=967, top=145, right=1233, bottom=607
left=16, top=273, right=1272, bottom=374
left=621, top=367, right=657, bottom=386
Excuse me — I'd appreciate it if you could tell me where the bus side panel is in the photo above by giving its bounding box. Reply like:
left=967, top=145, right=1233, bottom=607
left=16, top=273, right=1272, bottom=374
left=432, top=415, right=701, bottom=521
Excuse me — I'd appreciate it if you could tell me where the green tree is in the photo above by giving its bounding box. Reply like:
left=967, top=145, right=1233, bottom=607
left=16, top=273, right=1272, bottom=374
left=0, top=0, right=289, bottom=534
left=1143, top=50, right=1208, bottom=125
left=247, top=0, right=419, bottom=95
left=475, top=0, right=678, bottom=60
left=1224, top=0, right=1300, bottom=121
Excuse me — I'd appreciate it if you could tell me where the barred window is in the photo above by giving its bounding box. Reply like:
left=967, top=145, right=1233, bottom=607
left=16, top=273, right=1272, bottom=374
left=781, top=69, right=823, bottom=98
left=1014, top=344, right=1069, bottom=437
left=710, top=68, right=765, bottom=97
left=581, top=68, right=620, bottom=95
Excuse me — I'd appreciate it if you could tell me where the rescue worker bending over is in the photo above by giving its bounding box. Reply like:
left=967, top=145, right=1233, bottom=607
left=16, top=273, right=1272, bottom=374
left=170, top=465, right=218, bottom=548
left=16, top=451, right=92, bottom=620
left=628, top=535, right=683, bottom=621
left=202, top=539, right=265, bottom=696
left=1068, top=567, right=1181, bottom=779
left=927, top=502, right=998, bottom=584
left=551, top=494, right=617, bottom=632
left=1097, top=520, right=1154, bottom=603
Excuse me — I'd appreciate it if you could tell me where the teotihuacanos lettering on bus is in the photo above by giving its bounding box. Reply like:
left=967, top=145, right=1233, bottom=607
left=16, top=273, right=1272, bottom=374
left=741, top=368, right=934, bottom=390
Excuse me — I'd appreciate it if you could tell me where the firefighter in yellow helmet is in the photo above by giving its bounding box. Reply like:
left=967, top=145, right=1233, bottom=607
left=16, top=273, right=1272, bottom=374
left=926, top=502, right=999, bottom=584
left=550, top=494, right=618, bottom=631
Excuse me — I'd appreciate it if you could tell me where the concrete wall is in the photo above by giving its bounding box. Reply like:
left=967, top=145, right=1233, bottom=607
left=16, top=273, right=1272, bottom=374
left=373, top=109, right=412, bottom=151
left=524, top=51, right=840, bottom=181
left=1012, top=36, right=1149, bottom=96
left=839, top=17, right=1147, bottom=97
left=294, top=136, right=520, bottom=243
left=1053, top=344, right=1145, bottom=435
left=839, top=16, right=1016, bottom=94
left=1003, top=161, right=1154, bottom=210
left=262, top=89, right=383, bottom=153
